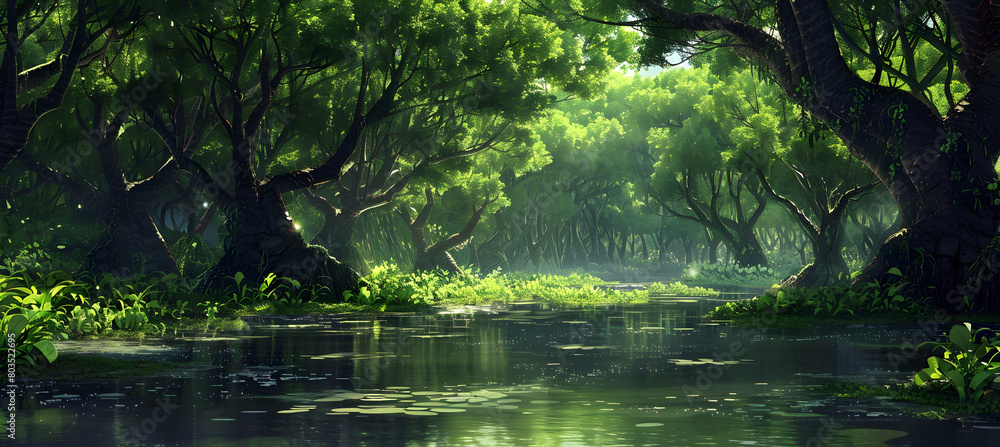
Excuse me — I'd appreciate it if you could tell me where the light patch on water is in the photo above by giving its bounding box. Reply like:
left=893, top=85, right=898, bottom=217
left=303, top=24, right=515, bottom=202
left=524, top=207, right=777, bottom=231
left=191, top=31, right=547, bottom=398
left=837, top=428, right=909, bottom=443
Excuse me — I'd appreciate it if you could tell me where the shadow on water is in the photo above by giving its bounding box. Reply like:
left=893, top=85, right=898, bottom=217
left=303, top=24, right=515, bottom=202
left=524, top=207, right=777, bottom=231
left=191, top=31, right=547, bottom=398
left=10, top=295, right=1000, bottom=446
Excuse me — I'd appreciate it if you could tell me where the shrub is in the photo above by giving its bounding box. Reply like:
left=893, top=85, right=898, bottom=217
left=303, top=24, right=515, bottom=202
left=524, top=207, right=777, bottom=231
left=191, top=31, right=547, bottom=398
left=681, top=263, right=789, bottom=286
left=647, top=281, right=720, bottom=297
left=347, top=263, right=720, bottom=307
left=710, top=272, right=929, bottom=321
left=914, top=322, right=1000, bottom=403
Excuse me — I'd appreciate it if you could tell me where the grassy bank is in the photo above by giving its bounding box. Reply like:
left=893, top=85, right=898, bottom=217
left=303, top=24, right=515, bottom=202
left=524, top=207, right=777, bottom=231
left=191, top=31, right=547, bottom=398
left=706, top=270, right=939, bottom=327
left=1, top=264, right=720, bottom=374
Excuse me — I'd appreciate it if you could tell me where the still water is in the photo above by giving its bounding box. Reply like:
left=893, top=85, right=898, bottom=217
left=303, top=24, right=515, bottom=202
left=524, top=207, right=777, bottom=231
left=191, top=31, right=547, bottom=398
left=11, top=295, right=1000, bottom=446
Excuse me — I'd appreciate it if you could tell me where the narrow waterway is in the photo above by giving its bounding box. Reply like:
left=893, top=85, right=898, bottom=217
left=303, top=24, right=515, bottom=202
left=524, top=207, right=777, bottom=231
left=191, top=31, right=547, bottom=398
left=11, top=294, right=1000, bottom=446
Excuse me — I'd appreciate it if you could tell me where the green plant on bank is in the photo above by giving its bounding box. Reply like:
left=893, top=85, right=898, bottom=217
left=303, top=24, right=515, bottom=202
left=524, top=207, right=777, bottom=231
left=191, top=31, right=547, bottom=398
left=1, top=311, right=64, bottom=368
left=168, top=300, right=191, bottom=319
left=67, top=303, right=104, bottom=335
left=342, top=286, right=375, bottom=306
left=228, top=272, right=297, bottom=306
left=914, top=322, right=1000, bottom=403
left=682, top=262, right=792, bottom=286
left=348, top=263, right=720, bottom=307
left=711, top=269, right=929, bottom=321
left=0, top=272, right=86, bottom=367
left=647, top=281, right=720, bottom=297
left=0, top=270, right=187, bottom=370
left=197, top=301, right=221, bottom=319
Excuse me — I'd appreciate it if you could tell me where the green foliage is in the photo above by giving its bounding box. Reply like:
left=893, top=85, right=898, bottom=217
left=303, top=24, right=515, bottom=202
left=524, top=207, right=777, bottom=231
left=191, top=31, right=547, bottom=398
left=0, top=270, right=204, bottom=371
left=227, top=272, right=294, bottom=306
left=197, top=301, right=221, bottom=320
left=711, top=279, right=929, bottom=321
left=350, top=263, right=718, bottom=307
left=342, top=286, right=375, bottom=306
left=914, top=323, right=1000, bottom=403
left=1, top=312, right=63, bottom=369
left=811, top=381, right=1000, bottom=416
left=682, top=263, right=788, bottom=287
left=354, top=263, right=460, bottom=306
left=646, top=281, right=719, bottom=296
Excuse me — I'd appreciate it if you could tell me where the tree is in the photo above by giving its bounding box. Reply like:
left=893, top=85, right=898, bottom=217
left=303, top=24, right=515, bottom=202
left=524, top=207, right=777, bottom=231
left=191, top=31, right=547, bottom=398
left=542, top=0, right=1000, bottom=313
left=292, top=0, right=631, bottom=276
left=144, top=0, right=627, bottom=295
left=642, top=67, right=770, bottom=268
left=0, top=0, right=145, bottom=172
left=705, top=66, right=880, bottom=286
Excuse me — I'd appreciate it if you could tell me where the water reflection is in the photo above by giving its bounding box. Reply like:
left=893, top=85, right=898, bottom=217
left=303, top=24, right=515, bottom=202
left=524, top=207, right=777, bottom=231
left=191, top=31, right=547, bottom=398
left=9, top=297, right=1000, bottom=446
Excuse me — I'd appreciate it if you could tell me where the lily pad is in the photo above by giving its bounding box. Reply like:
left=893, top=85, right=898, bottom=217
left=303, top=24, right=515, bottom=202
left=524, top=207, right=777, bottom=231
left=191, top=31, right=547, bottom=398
left=359, top=407, right=406, bottom=414
left=431, top=408, right=467, bottom=413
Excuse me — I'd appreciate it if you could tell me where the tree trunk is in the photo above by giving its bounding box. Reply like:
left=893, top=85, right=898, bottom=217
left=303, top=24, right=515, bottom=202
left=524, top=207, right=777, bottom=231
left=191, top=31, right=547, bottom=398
left=619, top=0, right=1000, bottom=313
left=707, top=233, right=720, bottom=264
left=199, top=189, right=360, bottom=298
left=315, top=211, right=370, bottom=276
left=191, top=202, right=218, bottom=236
left=781, top=224, right=850, bottom=289
left=413, top=249, right=463, bottom=274
left=617, top=229, right=628, bottom=263
left=398, top=188, right=493, bottom=274
left=80, top=105, right=181, bottom=279
left=683, top=236, right=693, bottom=264
left=640, top=234, right=649, bottom=262
left=303, top=190, right=372, bottom=276
left=83, top=194, right=179, bottom=278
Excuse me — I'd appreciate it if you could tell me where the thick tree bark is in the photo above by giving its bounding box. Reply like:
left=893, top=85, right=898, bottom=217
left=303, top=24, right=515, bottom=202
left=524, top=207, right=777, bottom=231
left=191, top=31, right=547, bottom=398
left=730, top=227, right=767, bottom=267
left=83, top=193, right=179, bottom=277
left=198, top=188, right=359, bottom=298
left=781, top=224, right=850, bottom=289
left=782, top=0, right=1000, bottom=311
left=72, top=105, right=180, bottom=277
left=303, top=190, right=371, bottom=276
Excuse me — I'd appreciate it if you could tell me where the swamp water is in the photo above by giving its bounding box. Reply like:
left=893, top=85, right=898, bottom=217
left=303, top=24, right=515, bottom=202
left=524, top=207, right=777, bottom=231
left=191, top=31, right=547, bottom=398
left=10, top=294, right=1000, bottom=446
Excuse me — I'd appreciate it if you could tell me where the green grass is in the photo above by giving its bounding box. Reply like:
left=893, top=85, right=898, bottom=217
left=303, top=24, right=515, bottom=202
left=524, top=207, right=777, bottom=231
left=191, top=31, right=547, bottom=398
left=356, top=263, right=720, bottom=309
left=0, top=265, right=725, bottom=374
left=810, top=381, right=1000, bottom=416
left=647, top=281, right=720, bottom=297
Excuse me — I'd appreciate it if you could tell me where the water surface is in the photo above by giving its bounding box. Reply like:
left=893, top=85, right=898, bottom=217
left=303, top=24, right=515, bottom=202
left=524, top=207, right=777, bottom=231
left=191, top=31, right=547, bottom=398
left=11, top=296, right=1000, bottom=446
